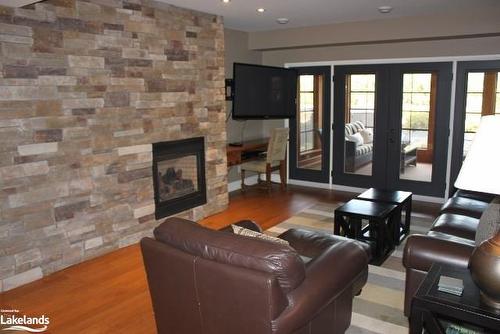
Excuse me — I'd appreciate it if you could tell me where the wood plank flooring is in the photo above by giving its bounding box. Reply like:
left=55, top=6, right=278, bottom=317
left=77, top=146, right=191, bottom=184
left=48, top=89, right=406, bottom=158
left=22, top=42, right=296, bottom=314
left=0, top=186, right=440, bottom=334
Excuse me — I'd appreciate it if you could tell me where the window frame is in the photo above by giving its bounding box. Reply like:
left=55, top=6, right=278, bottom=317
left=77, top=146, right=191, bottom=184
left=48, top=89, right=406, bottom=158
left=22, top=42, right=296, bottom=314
left=450, top=60, right=500, bottom=197
left=288, top=65, right=331, bottom=184
left=298, top=74, right=321, bottom=154
left=345, top=74, right=376, bottom=131
left=400, top=72, right=437, bottom=156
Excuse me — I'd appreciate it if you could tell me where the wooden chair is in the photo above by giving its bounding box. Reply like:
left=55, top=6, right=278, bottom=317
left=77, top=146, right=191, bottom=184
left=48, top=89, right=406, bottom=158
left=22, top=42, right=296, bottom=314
left=240, top=128, right=289, bottom=192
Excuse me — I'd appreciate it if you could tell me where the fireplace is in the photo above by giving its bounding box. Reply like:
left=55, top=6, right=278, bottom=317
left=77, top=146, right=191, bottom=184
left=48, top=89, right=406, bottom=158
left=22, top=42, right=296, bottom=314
left=152, top=137, right=207, bottom=219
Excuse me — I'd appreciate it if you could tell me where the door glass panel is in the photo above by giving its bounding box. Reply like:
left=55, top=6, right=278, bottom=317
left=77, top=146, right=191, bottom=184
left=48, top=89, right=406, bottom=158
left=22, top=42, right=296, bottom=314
left=463, top=71, right=500, bottom=156
left=344, top=74, right=375, bottom=175
left=400, top=73, right=435, bottom=182
left=297, top=74, right=324, bottom=170
left=496, top=73, right=500, bottom=113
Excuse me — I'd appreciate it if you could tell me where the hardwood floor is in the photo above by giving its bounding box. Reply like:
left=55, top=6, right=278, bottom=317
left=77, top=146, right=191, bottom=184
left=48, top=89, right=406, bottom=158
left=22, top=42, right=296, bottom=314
left=201, top=185, right=354, bottom=230
left=0, top=186, right=440, bottom=333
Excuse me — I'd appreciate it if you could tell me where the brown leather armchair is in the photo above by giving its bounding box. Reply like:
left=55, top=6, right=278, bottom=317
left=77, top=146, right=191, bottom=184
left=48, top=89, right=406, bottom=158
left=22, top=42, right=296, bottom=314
left=141, top=217, right=369, bottom=334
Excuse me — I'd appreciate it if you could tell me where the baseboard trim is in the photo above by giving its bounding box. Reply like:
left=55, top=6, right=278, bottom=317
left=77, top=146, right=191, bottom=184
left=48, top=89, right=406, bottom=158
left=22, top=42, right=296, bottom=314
left=288, top=179, right=445, bottom=203
left=229, top=176, right=445, bottom=204
left=287, top=179, right=332, bottom=189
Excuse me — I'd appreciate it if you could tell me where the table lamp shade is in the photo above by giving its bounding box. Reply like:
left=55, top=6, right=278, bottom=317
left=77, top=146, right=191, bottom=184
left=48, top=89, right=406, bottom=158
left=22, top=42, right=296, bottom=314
left=454, top=115, right=500, bottom=196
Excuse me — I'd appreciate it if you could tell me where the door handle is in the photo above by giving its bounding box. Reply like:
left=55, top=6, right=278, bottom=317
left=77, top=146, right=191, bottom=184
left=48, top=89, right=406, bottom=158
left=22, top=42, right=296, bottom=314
left=389, top=129, right=395, bottom=144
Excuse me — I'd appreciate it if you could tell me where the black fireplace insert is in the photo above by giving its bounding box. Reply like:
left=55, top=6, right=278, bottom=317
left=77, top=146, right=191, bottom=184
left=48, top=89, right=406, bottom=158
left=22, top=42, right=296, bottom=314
left=152, top=137, right=206, bottom=219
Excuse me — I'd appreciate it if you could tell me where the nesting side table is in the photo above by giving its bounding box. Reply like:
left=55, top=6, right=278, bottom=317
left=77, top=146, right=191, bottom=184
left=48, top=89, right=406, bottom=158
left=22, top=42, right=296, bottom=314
left=334, top=199, right=398, bottom=265
left=357, top=188, right=412, bottom=245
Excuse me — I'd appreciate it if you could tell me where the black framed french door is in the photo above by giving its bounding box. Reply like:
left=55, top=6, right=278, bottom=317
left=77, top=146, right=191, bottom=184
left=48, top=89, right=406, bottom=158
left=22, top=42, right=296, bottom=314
left=333, top=62, right=452, bottom=197
left=450, top=60, right=500, bottom=196
left=289, top=66, right=331, bottom=183
left=333, top=65, right=389, bottom=189
left=386, top=63, right=453, bottom=196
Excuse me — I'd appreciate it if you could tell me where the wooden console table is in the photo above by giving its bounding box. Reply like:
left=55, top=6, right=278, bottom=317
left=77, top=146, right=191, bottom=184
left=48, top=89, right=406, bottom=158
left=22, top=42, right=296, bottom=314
left=226, top=139, right=268, bottom=167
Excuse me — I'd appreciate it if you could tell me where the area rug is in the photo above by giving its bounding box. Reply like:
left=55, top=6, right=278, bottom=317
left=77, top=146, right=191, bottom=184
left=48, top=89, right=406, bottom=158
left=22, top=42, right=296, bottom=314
left=266, top=201, right=435, bottom=334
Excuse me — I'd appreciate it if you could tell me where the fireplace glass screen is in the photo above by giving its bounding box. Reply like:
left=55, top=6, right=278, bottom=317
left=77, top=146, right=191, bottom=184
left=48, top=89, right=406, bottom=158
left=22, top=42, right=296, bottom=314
left=156, top=155, right=198, bottom=202
left=152, top=137, right=206, bottom=219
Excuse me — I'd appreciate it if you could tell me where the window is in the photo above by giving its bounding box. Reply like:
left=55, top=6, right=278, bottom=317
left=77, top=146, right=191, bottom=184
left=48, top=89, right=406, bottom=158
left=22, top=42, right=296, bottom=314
left=401, top=73, right=434, bottom=149
left=344, top=73, right=376, bottom=176
left=346, top=74, right=375, bottom=130
left=496, top=72, right=500, bottom=114
left=463, top=71, right=499, bottom=155
left=299, top=75, right=314, bottom=152
left=298, top=75, right=323, bottom=154
left=292, top=67, right=329, bottom=175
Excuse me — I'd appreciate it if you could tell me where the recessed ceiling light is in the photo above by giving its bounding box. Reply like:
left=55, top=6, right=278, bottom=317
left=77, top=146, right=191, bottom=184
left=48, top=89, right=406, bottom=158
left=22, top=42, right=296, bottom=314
left=221, top=0, right=230, bottom=3
left=378, top=6, right=393, bottom=13
left=257, top=8, right=265, bottom=13
left=276, top=18, right=289, bottom=24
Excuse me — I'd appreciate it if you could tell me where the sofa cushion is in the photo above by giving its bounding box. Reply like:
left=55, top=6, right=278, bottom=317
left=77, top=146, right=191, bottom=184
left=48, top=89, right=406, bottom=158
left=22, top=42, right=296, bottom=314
left=154, top=218, right=305, bottom=294
left=231, top=224, right=290, bottom=246
left=440, top=196, right=490, bottom=219
left=429, top=213, right=479, bottom=241
left=475, top=197, right=500, bottom=246
left=345, top=121, right=365, bottom=136
left=359, top=129, right=373, bottom=144
left=347, top=133, right=364, bottom=146
left=425, top=231, right=477, bottom=247
left=220, top=219, right=263, bottom=233
left=454, top=189, right=495, bottom=203
left=240, top=159, right=280, bottom=173
left=355, top=144, right=373, bottom=156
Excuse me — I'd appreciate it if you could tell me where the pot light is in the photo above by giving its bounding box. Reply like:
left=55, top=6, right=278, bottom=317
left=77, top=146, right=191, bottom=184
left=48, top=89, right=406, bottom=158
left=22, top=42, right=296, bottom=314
left=221, top=0, right=230, bottom=3
left=378, top=6, right=393, bottom=13
left=257, top=8, right=265, bottom=13
left=276, top=18, right=289, bottom=24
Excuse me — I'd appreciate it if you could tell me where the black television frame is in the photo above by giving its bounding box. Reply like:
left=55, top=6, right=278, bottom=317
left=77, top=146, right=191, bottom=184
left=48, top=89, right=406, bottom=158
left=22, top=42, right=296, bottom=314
left=231, top=62, right=297, bottom=120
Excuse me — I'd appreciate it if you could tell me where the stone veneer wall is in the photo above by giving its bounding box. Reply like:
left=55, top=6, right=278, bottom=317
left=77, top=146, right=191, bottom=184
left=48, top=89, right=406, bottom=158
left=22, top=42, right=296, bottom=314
left=0, top=0, right=228, bottom=292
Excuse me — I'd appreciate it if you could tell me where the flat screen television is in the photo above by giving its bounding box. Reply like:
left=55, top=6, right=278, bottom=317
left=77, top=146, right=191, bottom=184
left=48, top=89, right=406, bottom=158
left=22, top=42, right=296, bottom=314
left=232, top=63, right=297, bottom=119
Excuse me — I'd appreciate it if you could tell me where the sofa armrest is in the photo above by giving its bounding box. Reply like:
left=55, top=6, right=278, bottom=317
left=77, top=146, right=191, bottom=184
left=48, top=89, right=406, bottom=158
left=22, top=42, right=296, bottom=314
left=278, top=228, right=372, bottom=262
left=345, top=140, right=356, bottom=158
left=403, top=234, right=474, bottom=272
left=272, top=240, right=368, bottom=334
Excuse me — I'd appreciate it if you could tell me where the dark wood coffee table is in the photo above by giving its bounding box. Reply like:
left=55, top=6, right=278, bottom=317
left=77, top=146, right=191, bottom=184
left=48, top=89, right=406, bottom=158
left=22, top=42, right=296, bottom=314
left=410, top=264, right=500, bottom=334
left=357, top=188, right=412, bottom=245
left=334, top=199, right=398, bottom=265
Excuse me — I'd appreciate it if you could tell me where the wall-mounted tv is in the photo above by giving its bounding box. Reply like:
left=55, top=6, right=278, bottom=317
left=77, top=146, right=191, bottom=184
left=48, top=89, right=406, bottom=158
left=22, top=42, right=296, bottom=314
left=232, top=63, right=297, bottom=119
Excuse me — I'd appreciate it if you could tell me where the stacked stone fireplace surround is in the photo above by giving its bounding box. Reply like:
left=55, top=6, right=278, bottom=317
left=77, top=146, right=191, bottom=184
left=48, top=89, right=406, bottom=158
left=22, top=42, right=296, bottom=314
left=0, top=0, right=228, bottom=291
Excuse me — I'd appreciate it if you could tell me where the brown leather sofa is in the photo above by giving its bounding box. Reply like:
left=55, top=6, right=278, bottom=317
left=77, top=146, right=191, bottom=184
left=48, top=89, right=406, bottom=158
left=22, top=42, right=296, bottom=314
left=141, top=217, right=369, bottom=334
left=402, top=190, right=493, bottom=316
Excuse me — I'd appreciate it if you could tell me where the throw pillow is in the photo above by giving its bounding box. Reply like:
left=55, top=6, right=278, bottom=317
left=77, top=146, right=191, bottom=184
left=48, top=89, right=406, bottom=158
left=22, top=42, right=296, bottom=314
left=231, top=225, right=290, bottom=246
left=347, top=133, right=364, bottom=146
left=359, top=129, right=373, bottom=144
left=475, top=197, right=500, bottom=246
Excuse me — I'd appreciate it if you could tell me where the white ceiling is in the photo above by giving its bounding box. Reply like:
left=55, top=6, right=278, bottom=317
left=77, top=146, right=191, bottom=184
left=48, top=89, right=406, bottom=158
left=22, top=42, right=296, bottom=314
left=159, top=0, right=499, bottom=32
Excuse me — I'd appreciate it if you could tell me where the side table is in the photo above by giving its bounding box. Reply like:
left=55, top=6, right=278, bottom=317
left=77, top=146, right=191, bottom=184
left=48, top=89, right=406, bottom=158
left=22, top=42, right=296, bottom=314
left=410, top=264, right=500, bottom=334
left=357, top=188, right=412, bottom=245
left=334, top=199, right=398, bottom=265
